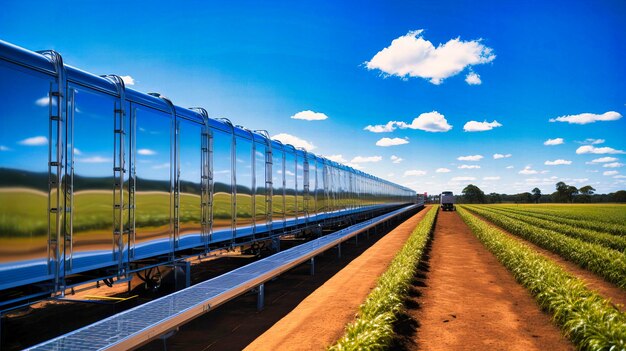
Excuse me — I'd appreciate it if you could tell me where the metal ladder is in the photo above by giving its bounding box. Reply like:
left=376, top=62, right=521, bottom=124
left=102, top=75, right=129, bottom=278
left=190, top=108, right=212, bottom=250
left=38, top=49, right=69, bottom=294
left=254, top=130, right=273, bottom=235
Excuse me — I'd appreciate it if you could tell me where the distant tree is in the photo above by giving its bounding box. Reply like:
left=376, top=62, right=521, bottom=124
left=488, top=192, right=502, bottom=203
left=462, top=184, right=486, bottom=204
left=578, top=185, right=596, bottom=203
left=554, top=181, right=578, bottom=203
left=610, top=190, right=626, bottom=203
left=517, top=192, right=532, bottom=203
left=531, top=187, right=541, bottom=203
left=566, top=185, right=579, bottom=203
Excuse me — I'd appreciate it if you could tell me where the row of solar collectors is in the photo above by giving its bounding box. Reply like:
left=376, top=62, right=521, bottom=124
left=0, top=40, right=416, bottom=292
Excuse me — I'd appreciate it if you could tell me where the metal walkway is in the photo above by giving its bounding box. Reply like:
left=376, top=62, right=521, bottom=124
left=28, top=204, right=419, bottom=351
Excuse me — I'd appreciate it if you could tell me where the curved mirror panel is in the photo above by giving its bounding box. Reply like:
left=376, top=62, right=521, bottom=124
left=235, top=137, right=253, bottom=230
left=211, top=129, right=232, bottom=241
left=284, top=151, right=296, bottom=219
left=254, top=143, right=267, bottom=228
left=133, top=106, right=172, bottom=258
left=177, top=119, right=203, bottom=248
left=0, top=63, right=53, bottom=289
left=271, top=147, right=284, bottom=226
left=71, top=86, right=116, bottom=271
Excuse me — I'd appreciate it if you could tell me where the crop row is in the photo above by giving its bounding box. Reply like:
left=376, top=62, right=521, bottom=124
left=490, top=205, right=626, bottom=236
left=461, top=205, right=626, bottom=289
left=496, top=204, right=626, bottom=227
left=330, top=206, right=438, bottom=350
left=467, top=205, right=626, bottom=251
left=457, top=207, right=626, bottom=350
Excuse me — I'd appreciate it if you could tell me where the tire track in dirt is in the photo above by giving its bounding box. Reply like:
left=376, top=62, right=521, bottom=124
left=471, top=210, right=626, bottom=311
left=406, top=210, right=573, bottom=351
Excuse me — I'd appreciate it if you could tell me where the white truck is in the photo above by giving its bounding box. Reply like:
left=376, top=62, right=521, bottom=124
left=440, top=191, right=456, bottom=211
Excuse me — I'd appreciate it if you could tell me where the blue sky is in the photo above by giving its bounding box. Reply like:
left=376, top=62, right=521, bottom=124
left=2, top=0, right=625, bottom=195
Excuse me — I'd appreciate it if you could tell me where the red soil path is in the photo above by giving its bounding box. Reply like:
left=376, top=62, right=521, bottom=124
left=409, top=210, right=574, bottom=351
left=244, top=208, right=430, bottom=350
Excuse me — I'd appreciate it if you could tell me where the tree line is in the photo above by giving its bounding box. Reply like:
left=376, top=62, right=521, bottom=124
left=451, top=182, right=626, bottom=204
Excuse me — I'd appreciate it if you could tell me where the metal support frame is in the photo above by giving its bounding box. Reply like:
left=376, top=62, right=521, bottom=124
left=254, top=130, right=273, bottom=235
left=310, top=257, right=315, bottom=276
left=189, top=108, right=212, bottom=250
left=174, top=260, right=191, bottom=290
left=257, top=283, right=265, bottom=311
left=102, top=74, right=130, bottom=278
left=217, top=118, right=237, bottom=243
left=148, top=93, right=177, bottom=259
left=237, top=126, right=256, bottom=239
left=38, top=49, right=68, bottom=294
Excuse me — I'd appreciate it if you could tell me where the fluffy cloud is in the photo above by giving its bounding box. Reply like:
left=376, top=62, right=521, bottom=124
left=493, top=153, right=511, bottom=159
left=463, top=120, right=502, bottom=132
left=603, top=162, right=624, bottom=168
left=0, top=145, right=10, bottom=151
left=576, top=145, right=625, bottom=154
left=364, top=121, right=396, bottom=133
left=465, top=72, right=482, bottom=85
left=544, top=138, right=564, bottom=146
left=351, top=156, right=382, bottom=163
left=77, top=156, right=111, bottom=163
left=614, top=175, right=626, bottom=179
left=578, top=138, right=605, bottom=145
left=272, top=133, right=316, bottom=151
left=603, top=171, right=619, bottom=176
left=452, top=176, right=476, bottom=181
left=35, top=96, right=49, bottom=106
left=137, top=148, right=156, bottom=156
left=458, top=165, right=481, bottom=169
left=589, top=157, right=618, bottom=163
left=390, top=155, right=403, bottom=163
left=483, top=176, right=500, bottom=181
left=396, top=111, right=453, bottom=132
left=549, top=111, right=622, bottom=124
left=404, top=170, right=427, bottom=176
left=290, top=110, right=329, bottom=121
left=506, top=165, right=514, bottom=169
left=519, top=166, right=538, bottom=175
left=457, top=154, right=483, bottom=161
left=18, top=136, right=48, bottom=146
left=120, top=75, right=135, bottom=86
left=376, top=137, right=409, bottom=147
left=365, top=30, right=495, bottom=85
left=544, top=159, right=572, bottom=166
left=436, top=168, right=451, bottom=173
left=325, top=154, right=348, bottom=163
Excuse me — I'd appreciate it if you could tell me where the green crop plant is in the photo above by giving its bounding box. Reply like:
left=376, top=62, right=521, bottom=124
left=330, top=206, right=438, bottom=351
left=457, top=207, right=626, bottom=351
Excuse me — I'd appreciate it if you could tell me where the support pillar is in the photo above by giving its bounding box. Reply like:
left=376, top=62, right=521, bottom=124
left=257, top=283, right=265, bottom=311
left=310, top=257, right=315, bottom=276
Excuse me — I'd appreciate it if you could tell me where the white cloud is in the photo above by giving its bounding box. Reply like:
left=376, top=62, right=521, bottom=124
left=544, top=138, right=564, bottom=146
left=452, top=176, right=476, bottom=181
left=519, top=166, right=538, bottom=175
left=549, top=111, right=622, bottom=124
left=458, top=164, right=481, bottom=169
left=614, top=175, right=626, bottom=179
left=465, top=72, right=482, bottom=85
left=436, top=168, right=451, bottom=173
left=397, top=111, right=453, bottom=132
left=576, top=145, right=625, bottom=154
left=544, top=159, right=572, bottom=166
left=290, top=110, right=329, bottom=121
left=351, top=156, right=382, bottom=163
left=603, top=162, right=624, bottom=168
left=35, top=96, right=49, bottom=106
left=376, top=137, right=409, bottom=147
left=493, top=153, right=511, bottom=159
left=578, top=138, right=605, bottom=145
left=365, top=30, right=495, bottom=85
left=152, top=162, right=170, bottom=170
left=325, top=154, right=348, bottom=163
left=589, top=157, right=618, bottom=163
left=506, top=165, right=514, bottom=169
left=404, top=170, right=427, bottom=176
left=137, top=148, right=157, bottom=155
left=603, top=171, right=619, bottom=176
left=73, top=148, right=82, bottom=155
left=390, top=155, right=403, bottom=164
left=272, top=133, right=316, bottom=151
left=18, top=136, right=48, bottom=146
left=463, top=120, right=502, bottom=132
left=0, top=145, right=10, bottom=151
left=457, top=154, right=483, bottom=161
left=364, top=121, right=396, bottom=133
left=120, top=75, right=135, bottom=86
left=77, top=156, right=111, bottom=163
left=483, top=176, right=500, bottom=181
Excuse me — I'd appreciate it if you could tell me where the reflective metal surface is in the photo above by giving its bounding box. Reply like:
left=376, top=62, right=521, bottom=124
left=235, top=136, right=253, bottom=229
left=177, top=119, right=203, bottom=249
left=211, top=129, right=232, bottom=242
